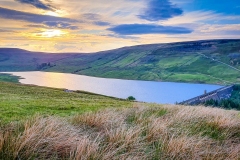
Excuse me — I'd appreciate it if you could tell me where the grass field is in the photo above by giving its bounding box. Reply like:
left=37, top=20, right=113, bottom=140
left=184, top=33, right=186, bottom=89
left=0, top=74, right=20, bottom=83
left=0, top=82, right=239, bottom=159
left=0, top=82, right=132, bottom=123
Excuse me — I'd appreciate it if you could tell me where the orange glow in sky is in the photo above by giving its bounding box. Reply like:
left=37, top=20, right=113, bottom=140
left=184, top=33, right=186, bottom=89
left=0, top=0, right=240, bottom=53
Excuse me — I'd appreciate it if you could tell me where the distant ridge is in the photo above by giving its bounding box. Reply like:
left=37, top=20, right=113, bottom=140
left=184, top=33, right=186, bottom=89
left=1, top=39, right=240, bottom=84
left=0, top=48, right=30, bottom=53
left=1, top=39, right=240, bottom=54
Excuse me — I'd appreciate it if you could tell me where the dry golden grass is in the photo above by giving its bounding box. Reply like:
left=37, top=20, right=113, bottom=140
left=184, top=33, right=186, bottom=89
left=0, top=132, right=3, bottom=151
left=0, top=104, right=239, bottom=160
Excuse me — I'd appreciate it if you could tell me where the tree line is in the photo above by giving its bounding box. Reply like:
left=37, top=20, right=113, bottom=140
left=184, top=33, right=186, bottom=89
left=203, top=85, right=240, bottom=110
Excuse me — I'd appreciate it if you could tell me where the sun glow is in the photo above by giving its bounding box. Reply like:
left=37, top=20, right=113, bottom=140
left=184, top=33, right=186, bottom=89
left=38, top=29, right=66, bottom=38
left=44, top=11, right=59, bottom=17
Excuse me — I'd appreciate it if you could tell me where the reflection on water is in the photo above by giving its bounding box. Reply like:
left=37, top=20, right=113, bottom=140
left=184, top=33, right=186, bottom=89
left=39, top=71, right=68, bottom=88
left=4, top=71, right=222, bottom=104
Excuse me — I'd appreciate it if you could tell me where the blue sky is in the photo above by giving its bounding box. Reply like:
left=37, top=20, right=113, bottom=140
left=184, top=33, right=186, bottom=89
left=181, top=0, right=240, bottom=15
left=0, top=0, right=239, bottom=52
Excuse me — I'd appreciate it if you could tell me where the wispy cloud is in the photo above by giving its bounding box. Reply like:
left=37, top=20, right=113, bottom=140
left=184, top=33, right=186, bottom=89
left=15, top=0, right=55, bottom=11
left=43, top=21, right=79, bottom=30
left=197, top=24, right=240, bottom=33
left=159, top=11, right=223, bottom=29
left=104, top=34, right=138, bottom=40
left=138, top=0, right=183, bottom=21
left=0, top=0, right=240, bottom=52
left=161, top=10, right=240, bottom=27
left=0, top=28, right=16, bottom=33
left=81, top=13, right=101, bottom=20
left=0, top=7, right=76, bottom=24
left=93, top=21, right=110, bottom=26
left=80, top=13, right=111, bottom=26
left=108, top=24, right=192, bottom=35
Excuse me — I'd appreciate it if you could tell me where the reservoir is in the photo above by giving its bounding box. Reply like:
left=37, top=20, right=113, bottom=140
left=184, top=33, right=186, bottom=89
left=3, top=71, right=222, bottom=104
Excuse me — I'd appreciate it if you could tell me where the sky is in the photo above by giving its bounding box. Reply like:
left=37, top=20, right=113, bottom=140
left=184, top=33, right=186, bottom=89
left=0, top=0, right=240, bottom=53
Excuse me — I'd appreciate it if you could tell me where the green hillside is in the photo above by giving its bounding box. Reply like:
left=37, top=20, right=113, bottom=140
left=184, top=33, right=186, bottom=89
left=1, top=39, right=240, bottom=84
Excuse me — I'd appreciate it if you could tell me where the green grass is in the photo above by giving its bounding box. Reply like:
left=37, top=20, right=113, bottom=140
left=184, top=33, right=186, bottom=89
left=0, top=82, right=132, bottom=123
left=165, top=73, right=215, bottom=83
left=0, top=74, right=20, bottom=83
left=188, top=120, right=226, bottom=141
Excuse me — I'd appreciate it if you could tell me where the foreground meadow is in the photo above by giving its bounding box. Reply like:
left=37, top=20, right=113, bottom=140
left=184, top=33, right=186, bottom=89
left=0, top=82, right=132, bottom=123
left=0, top=82, right=239, bottom=159
left=1, top=104, right=239, bottom=159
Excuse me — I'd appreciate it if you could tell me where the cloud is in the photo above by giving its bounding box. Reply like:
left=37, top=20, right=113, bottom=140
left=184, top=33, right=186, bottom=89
left=80, top=13, right=110, bottom=26
left=43, top=21, right=79, bottom=30
left=104, top=34, right=138, bottom=39
left=27, top=22, right=79, bottom=30
left=138, top=0, right=183, bottom=21
left=197, top=24, right=240, bottom=33
left=94, top=21, right=111, bottom=26
left=0, top=29, right=15, bottom=33
left=108, top=24, right=192, bottom=35
left=81, top=13, right=101, bottom=20
left=162, top=11, right=229, bottom=25
left=54, top=43, right=78, bottom=51
left=15, top=0, right=55, bottom=11
left=0, top=7, right=77, bottom=24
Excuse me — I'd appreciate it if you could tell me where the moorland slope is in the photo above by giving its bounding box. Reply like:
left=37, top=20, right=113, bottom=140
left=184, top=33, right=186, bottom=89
left=1, top=39, right=240, bottom=84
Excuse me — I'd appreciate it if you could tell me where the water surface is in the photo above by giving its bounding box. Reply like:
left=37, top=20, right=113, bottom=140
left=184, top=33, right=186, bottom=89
left=4, top=71, right=222, bottom=104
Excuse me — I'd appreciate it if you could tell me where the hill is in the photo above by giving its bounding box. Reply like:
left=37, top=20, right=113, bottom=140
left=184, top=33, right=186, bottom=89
left=0, top=82, right=239, bottom=159
left=1, top=39, right=240, bottom=84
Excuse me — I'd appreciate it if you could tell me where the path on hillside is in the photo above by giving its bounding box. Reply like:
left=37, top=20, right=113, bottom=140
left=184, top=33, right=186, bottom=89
left=196, top=72, right=233, bottom=85
left=198, top=53, right=240, bottom=72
